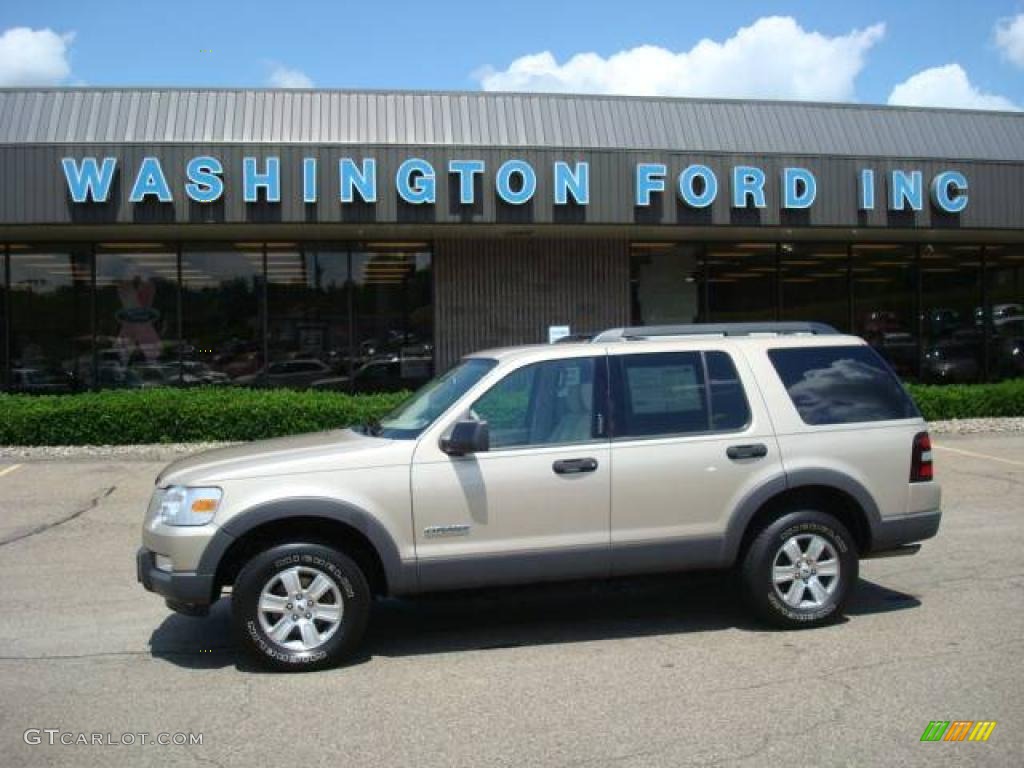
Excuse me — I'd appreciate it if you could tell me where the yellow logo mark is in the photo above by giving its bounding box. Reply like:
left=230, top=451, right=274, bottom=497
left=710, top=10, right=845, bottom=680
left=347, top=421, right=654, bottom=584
left=968, top=721, right=997, bottom=742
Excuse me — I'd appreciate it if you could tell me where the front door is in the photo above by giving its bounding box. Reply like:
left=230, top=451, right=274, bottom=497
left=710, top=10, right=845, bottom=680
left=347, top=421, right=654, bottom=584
left=411, top=354, right=611, bottom=591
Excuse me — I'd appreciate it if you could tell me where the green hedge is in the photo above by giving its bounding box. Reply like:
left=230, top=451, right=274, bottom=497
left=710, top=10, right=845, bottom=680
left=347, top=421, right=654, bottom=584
left=0, top=380, right=1021, bottom=446
left=905, top=380, right=1024, bottom=421
left=0, top=388, right=409, bottom=446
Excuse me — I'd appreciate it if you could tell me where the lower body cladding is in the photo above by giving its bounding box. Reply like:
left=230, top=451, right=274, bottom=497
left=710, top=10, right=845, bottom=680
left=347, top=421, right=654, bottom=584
left=136, top=547, right=217, bottom=616
left=137, top=506, right=941, bottom=614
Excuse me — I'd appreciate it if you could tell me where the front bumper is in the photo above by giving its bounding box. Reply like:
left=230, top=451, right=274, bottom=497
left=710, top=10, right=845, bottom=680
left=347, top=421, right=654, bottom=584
left=869, top=508, right=942, bottom=554
left=137, top=547, right=216, bottom=614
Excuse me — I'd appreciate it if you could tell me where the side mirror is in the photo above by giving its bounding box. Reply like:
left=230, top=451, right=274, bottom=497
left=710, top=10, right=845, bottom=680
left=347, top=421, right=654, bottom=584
left=441, top=420, right=490, bottom=456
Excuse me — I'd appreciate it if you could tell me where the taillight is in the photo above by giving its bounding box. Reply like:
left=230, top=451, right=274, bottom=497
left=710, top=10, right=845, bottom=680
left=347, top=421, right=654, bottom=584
left=911, top=431, right=933, bottom=482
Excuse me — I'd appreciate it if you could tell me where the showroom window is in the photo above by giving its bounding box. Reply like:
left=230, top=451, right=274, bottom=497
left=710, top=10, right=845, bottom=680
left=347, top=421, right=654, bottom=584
left=630, top=243, right=703, bottom=325
left=94, top=244, right=179, bottom=389
left=705, top=243, right=776, bottom=322
left=8, top=246, right=92, bottom=393
left=350, top=247, right=434, bottom=393
left=265, top=245, right=349, bottom=390
left=984, top=245, right=1024, bottom=382
left=920, top=245, right=983, bottom=385
left=180, top=245, right=265, bottom=386
left=779, top=243, right=850, bottom=332
left=851, top=244, right=918, bottom=381
left=1, top=246, right=7, bottom=390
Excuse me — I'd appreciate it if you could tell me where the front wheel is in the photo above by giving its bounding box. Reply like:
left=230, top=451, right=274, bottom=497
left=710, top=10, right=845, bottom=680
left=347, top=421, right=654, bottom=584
left=232, top=543, right=371, bottom=671
left=741, top=510, right=858, bottom=628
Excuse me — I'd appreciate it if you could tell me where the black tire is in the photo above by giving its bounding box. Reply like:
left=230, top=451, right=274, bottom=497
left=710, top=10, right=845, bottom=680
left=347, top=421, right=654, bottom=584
left=741, top=510, right=858, bottom=629
left=231, top=542, right=371, bottom=672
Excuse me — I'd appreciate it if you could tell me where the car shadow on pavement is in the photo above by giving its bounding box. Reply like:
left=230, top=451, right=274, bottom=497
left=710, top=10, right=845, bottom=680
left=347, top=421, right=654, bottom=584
left=148, top=575, right=920, bottom=671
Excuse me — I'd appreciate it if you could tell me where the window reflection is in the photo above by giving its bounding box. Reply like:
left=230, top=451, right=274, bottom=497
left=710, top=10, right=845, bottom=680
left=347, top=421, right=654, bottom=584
left=1, top=248, right=6, bottom=390
left=851, top=245, right=917, bottom=380
left=181, top=247, right=261, bottom=386
left=266, top=246, right=349, bottom=389
left=920, top=245, right=982, bottom=384
left=985, top=245, right=1024, bottom=382
left=779, top=243, right=849, bottom=331
left=630, top=244, right=702, bottom=325
left=95, top=247, right=178, bottom=389
left=9, top=247, right=91, bottom=393
left=350, top=250, right=433, bottom=393
left=706, top=243, right=775, bottom=322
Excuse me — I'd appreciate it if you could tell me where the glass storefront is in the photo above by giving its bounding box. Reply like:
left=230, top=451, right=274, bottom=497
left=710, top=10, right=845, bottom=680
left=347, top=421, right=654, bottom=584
left=987, top=245, right=1024, bottom=381
left=1, top=238, right=1021, bottom=392
left=8, top=246, right=92, bottom=393
left=95, top=245, right=179, bottom=389
left=182, top=245, right=265, bottom=386
left=1, top=243, right=434, bottom=393
left=706, top=243, right=776, bottom=322
left=850, top=244, right=918, bottom=379
left=630, top=241, right=1024, bottom=384
left=779, top=243, right=849, bottom=332
left=630, top=244, right=702, bottom=325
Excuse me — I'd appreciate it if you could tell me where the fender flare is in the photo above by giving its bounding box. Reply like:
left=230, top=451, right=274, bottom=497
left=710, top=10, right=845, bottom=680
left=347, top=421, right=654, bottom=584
left=722, top=469, right=881, bottom=563
left=197, top=497, right=415, bottom=595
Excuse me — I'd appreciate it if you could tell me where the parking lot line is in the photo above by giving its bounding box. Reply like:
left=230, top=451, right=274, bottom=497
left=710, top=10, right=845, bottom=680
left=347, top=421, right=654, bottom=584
left=0, top=464, right=22, bottom=478
left=933, top=443, right=1024, bottom=469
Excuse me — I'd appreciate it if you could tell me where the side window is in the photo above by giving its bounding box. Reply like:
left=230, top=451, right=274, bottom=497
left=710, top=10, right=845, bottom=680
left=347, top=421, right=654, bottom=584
left=768, top=345, right=920, bottom=425
left=612, top=352, right=708, bottom=437
left=706, top=351, right=751, bottom=430
left=472, top=357, right=600, bottom=449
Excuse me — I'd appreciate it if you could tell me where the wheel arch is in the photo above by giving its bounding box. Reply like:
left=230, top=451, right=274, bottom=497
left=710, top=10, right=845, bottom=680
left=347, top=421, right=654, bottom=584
left=725, top=470, right=880, bottom=563
left=199, top=498, right=414, bottom=597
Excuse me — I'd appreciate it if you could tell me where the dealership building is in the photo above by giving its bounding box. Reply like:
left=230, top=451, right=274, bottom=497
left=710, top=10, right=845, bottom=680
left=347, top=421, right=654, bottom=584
left=0, top=87, right=1022, bottom=393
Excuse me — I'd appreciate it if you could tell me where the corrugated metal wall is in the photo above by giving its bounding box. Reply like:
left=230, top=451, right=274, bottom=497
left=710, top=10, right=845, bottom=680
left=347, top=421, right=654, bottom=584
left=433, top=238, right=630, bottom=368
left=3, top=89, right=1023, bottom=161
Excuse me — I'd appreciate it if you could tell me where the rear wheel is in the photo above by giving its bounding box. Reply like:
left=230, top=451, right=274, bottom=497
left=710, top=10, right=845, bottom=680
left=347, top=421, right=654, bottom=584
left=741, top=510, right=858, bottom=628
left=232, top=542, right=370, bottom=671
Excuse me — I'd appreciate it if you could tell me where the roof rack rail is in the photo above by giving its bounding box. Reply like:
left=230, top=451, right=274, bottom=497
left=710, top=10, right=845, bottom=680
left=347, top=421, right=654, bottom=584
left=591, top=322, right=840, bottom=342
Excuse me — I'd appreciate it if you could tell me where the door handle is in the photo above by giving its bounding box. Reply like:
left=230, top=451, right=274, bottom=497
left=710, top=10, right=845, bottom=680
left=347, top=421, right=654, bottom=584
left=726, top=443, right=768, bottom=460
left=552, top=458, right=599, bottom=475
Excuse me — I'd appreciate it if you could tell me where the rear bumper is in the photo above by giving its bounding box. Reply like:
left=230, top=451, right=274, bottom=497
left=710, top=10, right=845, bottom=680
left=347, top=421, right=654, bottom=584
left=869, top=509, right=941, bottom=554
left=137, top=547, right=216, bottom=612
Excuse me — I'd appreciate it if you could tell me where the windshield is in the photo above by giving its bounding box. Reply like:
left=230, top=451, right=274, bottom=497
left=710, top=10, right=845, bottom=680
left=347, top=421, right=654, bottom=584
left=369, top=358, right=497, bottom=439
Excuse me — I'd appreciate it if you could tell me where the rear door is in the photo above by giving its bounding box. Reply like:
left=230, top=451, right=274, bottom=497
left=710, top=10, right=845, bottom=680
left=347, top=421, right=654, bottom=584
left=608, top=345, right=784, bottom=575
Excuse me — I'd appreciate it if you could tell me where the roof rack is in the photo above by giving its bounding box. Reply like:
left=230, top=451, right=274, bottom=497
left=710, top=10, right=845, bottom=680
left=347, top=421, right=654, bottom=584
left=591, top=322, right=840, bottom=342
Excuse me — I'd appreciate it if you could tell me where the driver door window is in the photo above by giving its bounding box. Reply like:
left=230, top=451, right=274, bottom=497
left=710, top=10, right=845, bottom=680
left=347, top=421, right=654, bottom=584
left=472, top=357, right=602, bottom=449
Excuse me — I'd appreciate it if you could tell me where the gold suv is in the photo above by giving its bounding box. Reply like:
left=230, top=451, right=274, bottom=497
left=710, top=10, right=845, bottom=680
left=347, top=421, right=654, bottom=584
left=138, top=322, right=941, bottom=671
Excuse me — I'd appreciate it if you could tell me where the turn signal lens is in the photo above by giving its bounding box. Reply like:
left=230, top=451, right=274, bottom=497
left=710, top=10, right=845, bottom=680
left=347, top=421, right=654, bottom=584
left=159, top=486, right=222, bottom=526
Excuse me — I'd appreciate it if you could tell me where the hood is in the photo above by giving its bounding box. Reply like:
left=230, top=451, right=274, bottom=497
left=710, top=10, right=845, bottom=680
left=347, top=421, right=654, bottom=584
left=156, top=428, right=411, bottom=486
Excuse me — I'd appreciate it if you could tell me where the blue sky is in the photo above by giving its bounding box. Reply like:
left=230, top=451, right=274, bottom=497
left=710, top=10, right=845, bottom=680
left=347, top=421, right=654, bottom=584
left=1, top=0, right=1023, bottom=109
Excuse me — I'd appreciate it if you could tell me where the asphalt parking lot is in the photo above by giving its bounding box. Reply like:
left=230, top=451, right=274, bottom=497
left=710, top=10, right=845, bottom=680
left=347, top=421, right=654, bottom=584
left=0, top=434, right=1021, bottom=767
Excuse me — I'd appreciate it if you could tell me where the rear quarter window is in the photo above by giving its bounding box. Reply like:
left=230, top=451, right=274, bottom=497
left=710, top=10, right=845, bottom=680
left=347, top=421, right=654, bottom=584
left=768, top=345, right=919, bottom=425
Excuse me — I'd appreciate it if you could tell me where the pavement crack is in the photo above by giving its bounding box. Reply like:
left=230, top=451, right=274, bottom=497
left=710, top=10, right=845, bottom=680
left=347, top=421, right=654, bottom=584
left=0, top=485, right=116, bottom=547
left=0, top=646, right=234, bottom=662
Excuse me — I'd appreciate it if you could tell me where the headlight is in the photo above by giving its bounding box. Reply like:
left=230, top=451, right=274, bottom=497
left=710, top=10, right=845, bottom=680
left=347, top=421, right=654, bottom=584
left=159, top=486, right=222, bottom=526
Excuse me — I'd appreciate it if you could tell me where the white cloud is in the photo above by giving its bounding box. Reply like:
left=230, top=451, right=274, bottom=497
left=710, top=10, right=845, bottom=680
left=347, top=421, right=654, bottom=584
left=0, top=27, right=74, bottom=86
left=887, top=63, right=1018, bottom=111
left=995, top=13, right=1024, bottom=68
left=267, top=64, right=313, bottom=89
left=474, top=16, right=885, bottom=101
